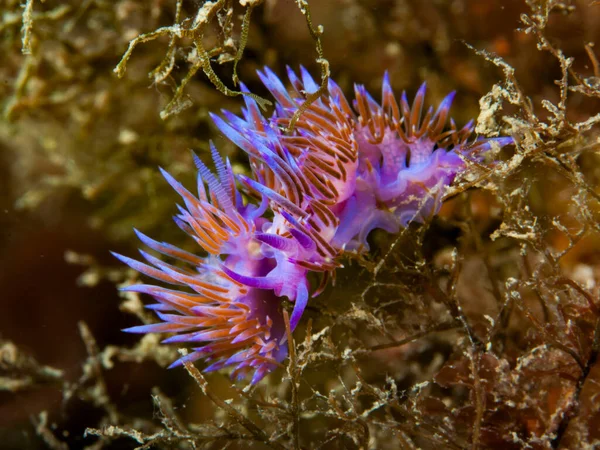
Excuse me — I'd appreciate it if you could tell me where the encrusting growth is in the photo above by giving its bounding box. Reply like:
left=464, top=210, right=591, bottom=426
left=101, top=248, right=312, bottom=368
left=114, top=67, right=513, bottom=383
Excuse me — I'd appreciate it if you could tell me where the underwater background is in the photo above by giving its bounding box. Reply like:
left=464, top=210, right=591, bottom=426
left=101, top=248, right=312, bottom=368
left=1, top=0, right=600, bottom=449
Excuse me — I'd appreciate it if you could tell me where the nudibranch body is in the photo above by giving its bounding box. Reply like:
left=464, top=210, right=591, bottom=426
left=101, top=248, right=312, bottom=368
left=114, top=67, right=512, bottom=383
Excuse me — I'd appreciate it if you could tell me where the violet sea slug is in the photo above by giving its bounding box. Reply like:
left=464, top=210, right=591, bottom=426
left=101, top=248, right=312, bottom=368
left=113, top=67, right=512, bottom=383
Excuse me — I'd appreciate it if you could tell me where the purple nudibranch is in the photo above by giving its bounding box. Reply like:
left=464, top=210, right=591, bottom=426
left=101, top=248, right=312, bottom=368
left=114, top=67, right=513, bottom=383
